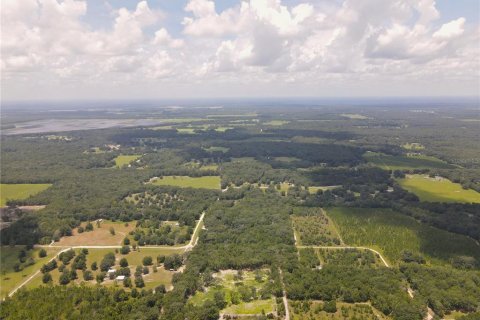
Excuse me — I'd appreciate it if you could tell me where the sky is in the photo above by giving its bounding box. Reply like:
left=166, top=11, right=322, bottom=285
left=1, top=0, right=479, bottom=100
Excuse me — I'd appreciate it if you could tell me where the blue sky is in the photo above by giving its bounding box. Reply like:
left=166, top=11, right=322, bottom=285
left=2, top=0, right=479, bottom=100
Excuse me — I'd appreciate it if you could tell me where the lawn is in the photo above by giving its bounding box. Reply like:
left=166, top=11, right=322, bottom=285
left=222, top=298, right=276, bottom=315
left=1, top=246, right=60, bottom=298
left=113, top=155, right=141, bottom=168
left=327, top=207, right=480, bottom=266
left=0, top=183, right=52, bottom=207
left=55, top=220, right=136, bottom=246
left=150, top=176, right=221, bottom=190
left=398, top=174, right=480, bottom=203
left=364, top=152, right=453, bottom=170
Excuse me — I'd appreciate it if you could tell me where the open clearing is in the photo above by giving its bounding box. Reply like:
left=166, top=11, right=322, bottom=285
left=402, top=142, right=425, bottom=150
left=340, top=113, right=370, bottom=120
left=0, top=183, right=52, bottom=207
left=299, top=248, right=383, bottom=268
left=189, top=269, right=276, bottom=316
left=203, top=146, right=229, bottom=153
left=1, top=246, right=61, bottom=298
left=290, top=300, right=387, bottom=320
left=398, top=174, right=480, bottom=203
left=150, top=176, right=221, bottom=190
left=327, top=207, right=480, bottom=266
left=364, top=152, right=453, bottom=170
left=263, top=120, right=290, bottom=126
left=55, top=220, right=136, bottom=246
left=291, top=213, right=342, bottom=246
left=113, top=155, right=141, bottom=168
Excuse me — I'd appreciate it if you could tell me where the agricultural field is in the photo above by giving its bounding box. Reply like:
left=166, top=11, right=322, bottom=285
left=290, top=300, right=387, bottom=320
left=113, top=155, right=141, bottom=168
left=55, top=220, right=136, bottom=246
left=327, top=207, right=480, bottom=266
left=26, top=247, right=183, bottom=292
left=189, top=269, right=276, bottom=316
left=307, top=185, right=341, bottom=194
left=0, top=246, right=61, bottom=298
left=291, top=213, right=342, bottom=246
left=149, top=176, right=221, bottom=190
left=203, top=146, right=229, bottom=153
left=364, top=152, right=453, bottom=170
left=398, top=174, right=480, bottom=203
left=340, top=113, right=370, bottom=120
left=0, top=183, right=52, bottom=207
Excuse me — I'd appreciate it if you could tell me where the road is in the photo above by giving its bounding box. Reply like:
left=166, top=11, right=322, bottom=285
left=278, top=269, right=290, bottom=320
left=8, top=212, right=206, bottom=297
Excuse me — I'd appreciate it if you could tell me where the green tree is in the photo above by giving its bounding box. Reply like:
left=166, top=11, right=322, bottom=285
left=42, top=272, right=52, bottom=284
left=39, top=249, right=47, bottom=258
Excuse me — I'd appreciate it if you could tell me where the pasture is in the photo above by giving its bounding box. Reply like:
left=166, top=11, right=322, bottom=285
left=398, top=174, right=480, bottom=203
left=263, top=120, right=289, bottom=126
left=113, top=155, right=141, bottom=168
left=55, top=220, right=136, bottom=246
left=290, top=300, right=387, bottom=320
left=363, top=151, right=453, bottom=170
left=0, top=183, right=52, bottom=207
left=150, top=176, right=221, bottom=190
left=1, top=246, right=60, bottom=298
left=203, top=146, right=230, bottom=153
left=327, top=207, right=480, bottom=266
left=307, top=185, right=340, bottom=194
left=340, top=113, right=369, bottom=120
left=402, top=142, right=425, bottom=150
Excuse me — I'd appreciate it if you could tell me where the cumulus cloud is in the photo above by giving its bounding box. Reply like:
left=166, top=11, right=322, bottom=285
left=1, top=0, right=478, bottom=99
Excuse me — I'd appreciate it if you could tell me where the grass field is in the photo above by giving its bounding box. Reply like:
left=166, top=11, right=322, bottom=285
left=1, top=246, right=61, bottom=298
left=200, top=164, right=219, bottom=171
left=402, top=143, right=425, bottom=150
left=0, top=183, right=52, bottom=207
left=307, top=185, right=340, bottom=194
left=203, top=146, right=229, bottom=153
left=290, top=301, right=387, bottom=320
left=222, top=298, right=276, bottom=315
left=56, top=220, right=136, bottom=246
left=398, top=174, right=480, bottom=203
left=327, top=207, right=480, bottom=266
left=364, top=152, right=453, bottom=170
left=150, top=176, right=221, bottom=190
left=340, top=113, right=369, bottom=120
left=113, top=155, right=141, bottom=168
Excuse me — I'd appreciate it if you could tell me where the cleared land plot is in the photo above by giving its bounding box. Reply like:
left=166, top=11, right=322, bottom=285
left=291, top=214, right=342, bottom=246
left=364, top=152, right=453, bottom=170
left=290, top=300, right=387, bottom=320
left=203, top=146, right=230, bottom=153
left=1, top=246, right=60, bottom=298
left=150, top=176, right=221, bottom=190
left=273, top=157, right=301, bottom=162
left=300, top=248, right=383, bottom=268
left=26, top=247, right=182, bottom=292
left=263, top=120, right=290, bottom=126
left=189, top=269, right=276, bottom=316
left=340, top=113, right=370, bottom=120
left=327, top=207, right=480, bottom=266
left=402, top=143, right=425, bottom=150
left=0, top=184, right=52, bottom=207
left=398, top=174, right=480, bottom=203
left=307, top=185, right=340, bottom=194
left=55, top=220, right=136, bottom=246
left=113, top=155, right=141, bottom=168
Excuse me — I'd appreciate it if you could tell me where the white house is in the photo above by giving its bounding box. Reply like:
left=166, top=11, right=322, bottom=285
left=115, top=275, right=126, bottom=281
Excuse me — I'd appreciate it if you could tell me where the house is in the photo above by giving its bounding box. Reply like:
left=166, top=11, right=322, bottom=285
left=115, top=275, right=125, bottom=281
left=107, top=268, right=116, bottom=274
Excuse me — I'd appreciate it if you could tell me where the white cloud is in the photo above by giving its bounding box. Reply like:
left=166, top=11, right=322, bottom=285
left=1, top=0, right=478, bottom=99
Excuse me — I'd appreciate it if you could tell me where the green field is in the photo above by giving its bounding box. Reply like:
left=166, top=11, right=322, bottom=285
left=340, top=113, right=369, bottom=120
left=263, top=120, right=289, bottom=126
left=290, top=301, right=386, bottom=320
left=113, top=155, right=141, bottom=168
left=203, top=146, right=230, bottom=153
left=327, top=207, right=480, bottom=266
left=0, top=184, right=52, bottom=206
left=150, top=176, right=221, bottom=190
left=364, top=152, right=453, bottom=170
left=292, top=213, right=342, bottom=246
left=398, top=175, right=480, bottom=203
left=222, top=298, right=275, bottom=315
left=402, top=142, right=425, bottom=150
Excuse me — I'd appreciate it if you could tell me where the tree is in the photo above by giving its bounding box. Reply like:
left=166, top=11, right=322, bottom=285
left=69, top=269, right=78, bottom=280
left=96, top=272, right=106, bottom=283
left=123, top=237, right=130, bottom=245
left=142, top=256, right=153, bottom=266
left=109, top=227, right=115, bottom=235
left=142, top=266, right=149, bottom=275
left=91, top=261, right=98, bottom=271
left=119, top=258, right=129, bottom=267
left=123, top=277, right=132, bottom=288
left=42, top=272, right=52, bottom=284
left=59, top=272, right=70, bottom=285
left=39, top=249, right=47, bottom=258
left=134, top=276, right=145, bottom=288
left=77, top=226, right=84, bottom=233
left=83, top=270, right=94, bottom=281
left=120, top=245, right=130, bottom=255
left=323, top=300, right=337, bottom=313
left=85, top=222, right=94, bottom=231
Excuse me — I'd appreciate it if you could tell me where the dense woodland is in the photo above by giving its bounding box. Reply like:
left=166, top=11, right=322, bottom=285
left=1, top=104, right=479, bottom=319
